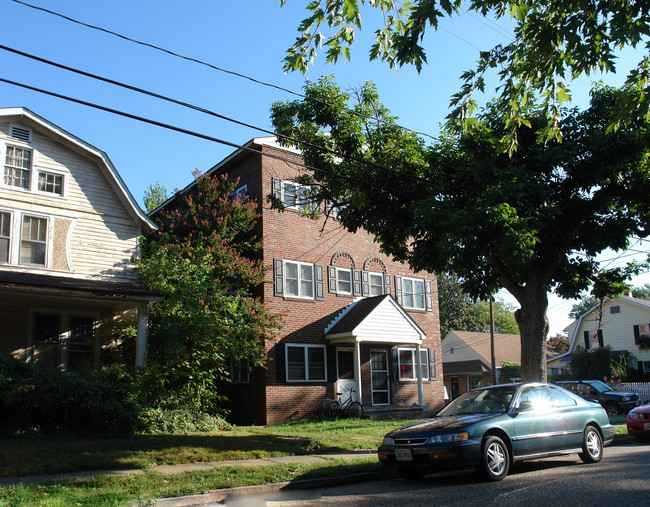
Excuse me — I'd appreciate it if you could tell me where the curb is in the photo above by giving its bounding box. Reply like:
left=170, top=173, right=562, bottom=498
left=144, top=471, right=384, bottom=506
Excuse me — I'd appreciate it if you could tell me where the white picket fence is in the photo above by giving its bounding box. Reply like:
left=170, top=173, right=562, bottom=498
left=614, top=382, right=650, bottom=404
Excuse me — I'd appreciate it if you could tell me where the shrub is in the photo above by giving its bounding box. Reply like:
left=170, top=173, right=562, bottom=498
left=0, top=355, right=138, bottom=437
left=138, top=407, right=231, bottom=433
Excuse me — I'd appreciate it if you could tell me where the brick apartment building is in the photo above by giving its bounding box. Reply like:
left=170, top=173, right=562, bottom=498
left=160, top=137, right=445, bottom=425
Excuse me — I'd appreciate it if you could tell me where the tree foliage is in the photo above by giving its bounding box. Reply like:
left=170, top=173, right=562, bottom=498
left=438, top=273, right=518, bottom=336
left=271, top=77, right=650, bottom=381
left=143, top=181, right=169, bottom=212
left=281, top=0, right=650, bottom=149
left=136, top=174, right=279, bottom=413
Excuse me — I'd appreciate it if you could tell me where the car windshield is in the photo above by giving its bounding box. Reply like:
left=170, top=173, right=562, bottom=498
left=588, top=380, right=613, bottom=393
left=437, top=386, right=517, bottom=416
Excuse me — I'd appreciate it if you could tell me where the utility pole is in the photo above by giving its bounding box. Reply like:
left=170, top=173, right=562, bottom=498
left=490, top=297, right=496, bottom=385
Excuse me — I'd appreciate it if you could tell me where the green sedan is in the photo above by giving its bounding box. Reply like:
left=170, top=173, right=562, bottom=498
left=378, top=382, right=614, bottom=481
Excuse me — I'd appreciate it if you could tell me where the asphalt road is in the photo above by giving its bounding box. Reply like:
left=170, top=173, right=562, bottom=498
left=222, top=443, right=650, bottom=507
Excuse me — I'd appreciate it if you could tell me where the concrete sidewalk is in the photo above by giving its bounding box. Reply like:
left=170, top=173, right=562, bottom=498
left=0, top=450, right=379, bottom=487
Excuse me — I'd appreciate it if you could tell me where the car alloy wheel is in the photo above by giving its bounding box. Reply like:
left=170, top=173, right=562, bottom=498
left=481, top=435, right=510, bottom=481
left=579, top=425, right=603, bottom=463
left=605, top=403, right=619, bottom=416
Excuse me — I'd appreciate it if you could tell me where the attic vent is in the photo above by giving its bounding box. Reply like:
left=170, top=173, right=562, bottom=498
left=10, top=126, right=31, bottom=142
left=610, top=305, right=621, bottom=314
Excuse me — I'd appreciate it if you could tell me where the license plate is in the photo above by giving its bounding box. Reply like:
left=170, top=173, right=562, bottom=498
left=395, top=449, right=413, bottom=461
left=644, top=423, right=650, bottom=430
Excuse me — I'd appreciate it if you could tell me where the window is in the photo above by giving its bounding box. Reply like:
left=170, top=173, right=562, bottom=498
left=4, top=145, right=32, bottom=189
left=468, top=374, right=483, bottom=390
left=641, top=361, right=650, bottom=374
left=230, top=358, right=250, bottom=383
left=286, top=344, right=326, bottom=382
left=68, top=316, right=95, bottom=370
left=273, top=259, right=324, bottom=300
left=368, top=272, right=384, bottom=296
left=583, top=329, right=603, bottom=349
left=285, top=260, right=314, bottom=298
left=610, top=305, right=621, bottom=314
left=329, top=266, right=353, bottom=295
left=0, top=211, right=10, bottom=263
left=547, top=386, right=577, bottom=407
left=273, top=178, right=314, bottom=211
left=403, top=277, right=425, bottom=309
left=397, top=347, right=433, bottom=381
left=31, top=311, right=97, bottom=371
left=232, top=184, right=247, bottom=201
left=634, top=324, right=650, bottom=348
left=395, top=276, right=432, bottom=311
left=20, top=215, right=47, bottom=266
left=37, top=171, right=64, bottom=196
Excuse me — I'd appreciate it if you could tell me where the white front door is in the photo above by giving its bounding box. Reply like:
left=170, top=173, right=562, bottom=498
left=370, top=350, right=390, bottom=405
left=336, top=348, right=357, bottom=403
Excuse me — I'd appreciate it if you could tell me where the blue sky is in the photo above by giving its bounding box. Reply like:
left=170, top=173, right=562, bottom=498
left=1, top=0, right=647, bottom=334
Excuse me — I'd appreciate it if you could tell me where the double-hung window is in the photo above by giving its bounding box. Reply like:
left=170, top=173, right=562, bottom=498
left=286, top=344, right=326, bottom=382
left=4, top=145, right=32, bottom=189
left=284, top=260, right=314, bottom=298
left=0, top=211, right=10, bottom=263
left=634, top=324, right=650, bottom=348
left=274, top=259, right=323, bottom=300
left=330, top=266, right=352, bottom=294
left=272, top=178, right=315, bottom=212
left=402, top=277, right=425, bottom=309
left=397, top=347, right=436, bottom=381
left=395, top=275, right=431, bottom=310
left=20, top=215, right=47, bottom=266
left=368, top=272, right=385, bottom=296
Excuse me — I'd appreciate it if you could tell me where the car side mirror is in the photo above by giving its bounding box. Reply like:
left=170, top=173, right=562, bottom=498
left=517, top=400, right=534, bottom=413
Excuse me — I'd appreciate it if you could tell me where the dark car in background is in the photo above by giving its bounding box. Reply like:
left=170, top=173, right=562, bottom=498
left=554, top=380, right=640, bottom=415
left=627, top=403, right=650, bottom=443
left=378, top=383, right=613, bottom=481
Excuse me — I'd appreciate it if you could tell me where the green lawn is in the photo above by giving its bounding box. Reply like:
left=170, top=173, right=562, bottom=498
left=0, top=418, right=402, bottom=478
left=0, top=416, right=631, bottom=506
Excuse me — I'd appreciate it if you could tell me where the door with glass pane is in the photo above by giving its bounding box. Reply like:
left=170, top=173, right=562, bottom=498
left=336, top=349, right=357, bottom=403
left=370, top=350, right=390, bottom=405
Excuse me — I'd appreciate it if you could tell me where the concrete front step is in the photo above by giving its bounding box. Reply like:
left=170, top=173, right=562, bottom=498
left=363, top=405, right=428, bottom=420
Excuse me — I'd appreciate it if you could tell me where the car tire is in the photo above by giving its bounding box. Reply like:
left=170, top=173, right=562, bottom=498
left=605, top=403, right=620, bottom=416
left=579, top=425, right=603, bottom=463
left=634, top=434, right=650, bottom=444
left=398, top=467, right=428, bottom=480
left=480, top=435, right=510, bottom=481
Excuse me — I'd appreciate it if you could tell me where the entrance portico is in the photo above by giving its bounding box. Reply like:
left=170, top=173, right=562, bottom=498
left=325, top=295, right=427, bottom=407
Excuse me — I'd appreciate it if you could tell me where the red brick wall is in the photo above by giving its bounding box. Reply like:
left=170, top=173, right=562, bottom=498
left=220, top=142, right=444, bottom=425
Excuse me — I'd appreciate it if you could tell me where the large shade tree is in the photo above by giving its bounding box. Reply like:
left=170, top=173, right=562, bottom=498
left=271, top=78, right=650, bottom=381
left=281, top=0, right=650, bottom=149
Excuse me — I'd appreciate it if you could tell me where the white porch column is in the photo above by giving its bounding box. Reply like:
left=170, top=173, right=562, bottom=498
left=354, top=340, right=363, bottom=404
left=415, top=342, right=424, bottom=407
left=135, top=302, right=149, bottom=368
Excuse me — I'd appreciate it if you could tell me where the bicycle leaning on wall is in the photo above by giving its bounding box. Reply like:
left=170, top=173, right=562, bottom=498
left=326, top=387, right=364, bottom=418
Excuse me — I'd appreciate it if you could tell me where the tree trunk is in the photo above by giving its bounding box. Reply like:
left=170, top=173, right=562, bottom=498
left=514, top=287, right=549, bottom=382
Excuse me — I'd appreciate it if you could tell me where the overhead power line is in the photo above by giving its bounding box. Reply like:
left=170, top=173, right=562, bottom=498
left=10, top=0, right=442, bottom=143
left=0, top=77, right=417, bottom=199
left=0, top=45, right=430, bottom=184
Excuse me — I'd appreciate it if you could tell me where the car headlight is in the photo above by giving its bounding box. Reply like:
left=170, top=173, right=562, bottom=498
left=382, top=437, right=395, bottom=446
left=620, top=397, right=631, bottom=402
left=628, top=412, right=642, bottom=421
left=425, top=432, right=469, bottom=444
